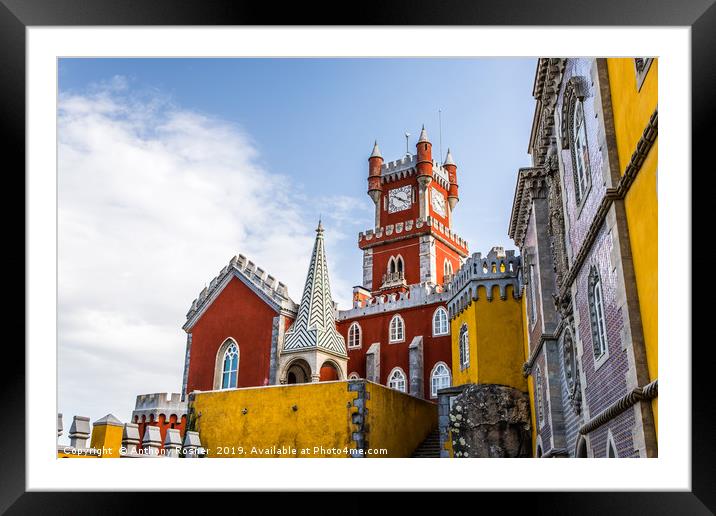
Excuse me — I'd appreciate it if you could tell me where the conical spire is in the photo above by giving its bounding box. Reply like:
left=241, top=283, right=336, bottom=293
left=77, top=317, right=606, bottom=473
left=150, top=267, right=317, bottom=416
left=370, top=140, right=382, bottom=159
left=418, top=124, right=429, bottom=143
left=282, top=221, right=347, bottom=357
left=443, top=148, right=455, bottom=166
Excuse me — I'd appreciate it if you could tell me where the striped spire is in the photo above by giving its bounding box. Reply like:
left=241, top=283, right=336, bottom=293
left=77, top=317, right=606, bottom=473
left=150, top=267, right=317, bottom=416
left=283, top=221, right=347, bottom=356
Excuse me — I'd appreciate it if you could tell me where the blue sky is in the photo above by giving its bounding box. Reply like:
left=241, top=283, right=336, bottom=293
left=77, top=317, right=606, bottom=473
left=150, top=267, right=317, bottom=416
left=57, top=58, right=536, bottom=426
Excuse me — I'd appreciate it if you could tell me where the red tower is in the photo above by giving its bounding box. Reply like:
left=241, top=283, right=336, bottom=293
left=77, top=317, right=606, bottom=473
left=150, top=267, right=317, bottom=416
left=359, top=126, right=468, bottom=294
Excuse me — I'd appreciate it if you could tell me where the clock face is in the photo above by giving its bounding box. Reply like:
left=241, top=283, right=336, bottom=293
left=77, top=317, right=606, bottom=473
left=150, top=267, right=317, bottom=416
left=431, top=188, right=447, bottom=217
left=388, top=186, right=412, bottom=213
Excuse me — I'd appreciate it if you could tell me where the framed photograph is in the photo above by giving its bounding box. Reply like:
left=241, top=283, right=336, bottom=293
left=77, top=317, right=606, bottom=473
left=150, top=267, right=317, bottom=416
left=7, top=0, right=711, bottom=511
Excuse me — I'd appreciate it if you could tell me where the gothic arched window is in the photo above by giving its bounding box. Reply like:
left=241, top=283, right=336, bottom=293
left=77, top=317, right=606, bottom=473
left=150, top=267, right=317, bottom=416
left=388, top=367, right=406, bottom=392
left=570, top=97, right=591, bottom=205
left=588, top=267, right=608, bottom=359
left=459, top=323, right=470, bottom=369
left=221, top=342, right=239, bottom=389
left=432, top=307, right=449, bottom=336
left=443, top=259, right=453, bottom=280
left=389, top=314, right=405, bottom=343
left=348, top=322, right=362, bottom=349
left=430, top=362, right=451, bottom=398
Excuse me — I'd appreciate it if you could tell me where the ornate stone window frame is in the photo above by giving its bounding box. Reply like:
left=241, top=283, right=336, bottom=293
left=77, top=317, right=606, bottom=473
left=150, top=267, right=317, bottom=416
left=588, top=266, right=610, bottom=367
left=458, top=322, right=470, bottom=370
left=561, top=325, right=582, bottom=415
left=347, top=321, right=362, bottom=349
left=429, top=361, right=451, bottom=398
left=561, top=76, right=592, bottom=210
left=535, top=365, right=545, bottom=429
left=432, top=306, right=449, bottom=336
left=634, top=58, right=654, bottom=92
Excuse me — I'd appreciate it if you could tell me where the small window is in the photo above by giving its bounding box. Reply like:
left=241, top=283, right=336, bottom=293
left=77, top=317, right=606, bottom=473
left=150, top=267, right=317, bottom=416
left=459, top=323, right=470, bottom=369
left=348, top=322, right=362, bottom=349
left=529, top=264, right=538, bottom=324
left=389, top=314, right=405, bottom=343
left=432, top=307, right=449, bottom=336
left=588, top=267, right=608, bottom=359
left=348, top=372, right=360, bottom=380
left=221, top=342, right=239, bottom=389
left=535, top=366, right=545, bottom=428
left=606, top=430, right=619, bottom=458
left=388, top=368, right=407, bottom=392
left=430, top=362, right=451, bottom=398
left=443, top=259, right=453, bottom=280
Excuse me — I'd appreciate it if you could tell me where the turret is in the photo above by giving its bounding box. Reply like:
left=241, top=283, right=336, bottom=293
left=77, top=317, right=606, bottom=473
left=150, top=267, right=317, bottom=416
left=367, top=140, right=383, bottom=204
left=444, top=148, right=459, bottom=210
left=415, top=125, right=433, bottom=186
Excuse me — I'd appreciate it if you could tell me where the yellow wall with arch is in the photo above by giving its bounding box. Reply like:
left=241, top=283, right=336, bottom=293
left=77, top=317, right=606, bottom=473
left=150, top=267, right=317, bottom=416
left=607, top=58, right=658, bottom=434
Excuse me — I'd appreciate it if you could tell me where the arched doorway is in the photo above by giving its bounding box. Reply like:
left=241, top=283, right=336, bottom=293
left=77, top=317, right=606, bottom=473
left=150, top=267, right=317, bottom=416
left=319, top=361, right=340, bottom=382
left=286, top=359, right=311, bottom=384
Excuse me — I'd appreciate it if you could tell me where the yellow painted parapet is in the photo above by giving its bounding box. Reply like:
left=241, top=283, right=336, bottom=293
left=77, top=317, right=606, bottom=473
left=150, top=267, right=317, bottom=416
left=187, top=380, right=437, bottom=458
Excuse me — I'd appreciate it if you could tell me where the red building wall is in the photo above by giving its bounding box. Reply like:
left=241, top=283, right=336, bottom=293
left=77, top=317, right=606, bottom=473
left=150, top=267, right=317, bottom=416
left=338, top=303, right=452, bottom=400
left=434, top=239, right=462, bottom=285
left=186, top=276, right=288, bottom=393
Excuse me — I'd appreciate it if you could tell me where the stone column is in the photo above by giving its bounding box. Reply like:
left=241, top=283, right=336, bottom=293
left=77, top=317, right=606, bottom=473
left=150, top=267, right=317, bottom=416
left=408, top=336, right=424, bottom=398
left=365, top=342, right=381, bottom=384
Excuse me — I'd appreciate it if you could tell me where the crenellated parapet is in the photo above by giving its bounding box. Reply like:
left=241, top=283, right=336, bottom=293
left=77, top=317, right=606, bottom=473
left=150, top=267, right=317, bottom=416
left=132, top=392, right=188, bottom=424
left=446, top=247, right=522, bottom=319
left=358, top=216, right=468, bottom=256
left=338, top=281, right=449, bottom=320
left=184, top=253, right=298, bottom=330
left=380, top=153, right=451, bottom=190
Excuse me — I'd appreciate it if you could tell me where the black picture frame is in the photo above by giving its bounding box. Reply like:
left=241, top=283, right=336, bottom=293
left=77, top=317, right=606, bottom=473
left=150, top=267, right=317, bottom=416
left=3, top=0, right=710, bottom=512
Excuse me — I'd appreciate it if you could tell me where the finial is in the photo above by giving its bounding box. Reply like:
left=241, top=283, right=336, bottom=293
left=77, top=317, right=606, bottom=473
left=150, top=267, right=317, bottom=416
left=418, top=125, right=429, bottom=143
left=404, top=132, right=411, bottom=155
left=316, top=218, right=324, bottom=233
left=370, top=140, right=382, bottom=158
left=444, top=148, right=455, bottom=166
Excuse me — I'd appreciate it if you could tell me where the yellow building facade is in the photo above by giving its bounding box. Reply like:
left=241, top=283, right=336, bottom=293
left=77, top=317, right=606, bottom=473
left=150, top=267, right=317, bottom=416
left=607, top=58, right=658, bottom=434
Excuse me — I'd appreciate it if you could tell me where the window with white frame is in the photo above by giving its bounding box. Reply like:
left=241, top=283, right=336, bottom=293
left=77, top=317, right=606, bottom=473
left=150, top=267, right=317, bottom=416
left=443, top=259, right=453, bottom=279
left=571, top=98, right=591, bottom=205
left=348, top=322, right=362, bottom=349
left=535, top=366, right=545, bottom=427
left=459, top=323, right=470, bottom=369
left=221, top=342, right=239, bottom=389
left=388, top=368, right=406, bottom=392
left=389, top=314, right=405, bottom=342
left=588, top=267, right=608, bottom=359
left=432, top=307, right=449, bottom=336
left=430, top=362, right=451, bottom=397
left=348, top=372, right=360, bottom=380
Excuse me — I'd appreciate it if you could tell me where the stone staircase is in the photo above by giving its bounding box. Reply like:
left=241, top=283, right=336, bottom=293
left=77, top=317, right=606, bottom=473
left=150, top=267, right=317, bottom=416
left=411, top=429, right=441, bottom=458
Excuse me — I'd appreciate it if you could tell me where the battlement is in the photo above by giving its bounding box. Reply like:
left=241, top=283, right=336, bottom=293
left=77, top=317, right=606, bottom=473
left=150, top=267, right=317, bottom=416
left=446, top=247, right=522, bottom=319
left=358, top=216, right=468, bottom=255
left=338, top=281, right=449, bottom=320
left=380, top=153, right=450, bottom=189
left=132, top=392, right=188, bottom=423
left=185, top=253, right=298, bottom=328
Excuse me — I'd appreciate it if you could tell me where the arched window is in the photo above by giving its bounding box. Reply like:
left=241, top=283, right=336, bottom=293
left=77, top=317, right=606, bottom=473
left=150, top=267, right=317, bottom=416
left=535, top=366, right=545, bottom=428
left=588, top=267, right=608, bottom=359
left=607, top=431, right=618, bottom=458
left=388, top=367, right=406, bottom=392
left=348, top=372, right=360, bottom=380
left=570, top=97, right=591, bottom=204
left=430, top=362, right=451, bottom=398
left=389, top=314, right=405, bottom=343
left=432, top=307, right=449, bottom=336
left=388, top=255, right=404, bottom=275
left=443, top=259, right=453, bottom=280
left=221, top=342, right=239, bottom=389
left=348, top=322, right=362, bottom=349
left=459, top=323, right=470, bottom=369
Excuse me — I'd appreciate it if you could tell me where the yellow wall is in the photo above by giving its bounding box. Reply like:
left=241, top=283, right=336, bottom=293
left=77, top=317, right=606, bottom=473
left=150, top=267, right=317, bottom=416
left=366, top=381, right=437, bottom=458
left=450, top=285, right=527, bottom=392
left=89, top=423, right=124, bottom=458
left=189, top=380, right=437, bottom=458
left=607, top=58, right=658, bottom=434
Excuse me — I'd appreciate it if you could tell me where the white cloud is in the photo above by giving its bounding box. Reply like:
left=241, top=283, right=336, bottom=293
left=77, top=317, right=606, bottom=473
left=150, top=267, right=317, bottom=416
left=58, top=80, right=358, bottom=428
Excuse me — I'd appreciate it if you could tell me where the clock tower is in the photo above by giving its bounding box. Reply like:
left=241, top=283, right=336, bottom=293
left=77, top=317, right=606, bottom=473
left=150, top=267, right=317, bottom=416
left=359, top=126, right=469, bottom=295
